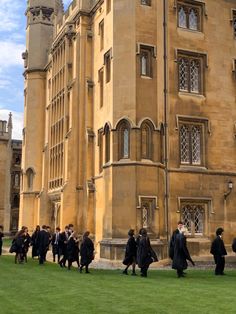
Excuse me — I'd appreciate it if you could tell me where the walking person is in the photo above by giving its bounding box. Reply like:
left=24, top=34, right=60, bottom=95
left=67, top=231, right=80, bottom=270
left=137, top=228, right=158, bottom=277
left=52, top=227, right=61, bottom=263
left=37, top=225, right=50, bottom=265
left=169, top=221, right=183, bottom=260
left=0, top=225, right=4, bottom=256
left=14, top=229, right=27, bottom=264
left=172, top=227, right=195, bottom=278
left=122, top=229, right=137, bottom=276
left=80, top=231, right=94, bottom=273
left=31, top=225, right=40, bottom=259
left=210, top=227, right=227, bottom=275
left=22, top=227, right=31, bottom=263
left=59, top=226, right=70, bottom=268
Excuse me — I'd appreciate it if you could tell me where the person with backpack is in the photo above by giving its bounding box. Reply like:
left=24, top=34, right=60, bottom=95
left=210, top=227, right=227, bottom=275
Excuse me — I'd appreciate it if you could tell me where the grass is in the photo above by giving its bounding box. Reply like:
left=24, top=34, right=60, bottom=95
left=0, top=256, right=236, bottom=314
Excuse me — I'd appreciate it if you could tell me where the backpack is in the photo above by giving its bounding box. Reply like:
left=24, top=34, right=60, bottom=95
left=232, top=238, right=236, bottom=253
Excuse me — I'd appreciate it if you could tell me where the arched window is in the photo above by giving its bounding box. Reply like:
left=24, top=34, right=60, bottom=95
left=104, top=124, right=110, bottom=163
left=141, top=121, right=153, bottom=160
left=118, top=120, right=130, bottom=160
left=14, top=174, right=20, bottom=187
left=26, top=168, right=34, bottom=190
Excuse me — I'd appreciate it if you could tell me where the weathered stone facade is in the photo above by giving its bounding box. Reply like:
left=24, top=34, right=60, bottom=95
left=20, top=0, right=236, bottom=259
left=0, top=114, right=22, bottom=233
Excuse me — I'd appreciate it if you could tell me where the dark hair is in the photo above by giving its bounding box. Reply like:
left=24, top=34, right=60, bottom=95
left=128, top=229, right=135, bottom=237
left=141, top=229, right=147, bottom=236
left=178, top=221, right=183, bottom=225
left=42, top=225, right=47, bottom=229
left=47, top=226, right=51, bottom=229
left=56, top=227, right=61, bottom=231
left=83, top=231, right=90, bottom=238
left=68, top=224, right=74, bottom=228
left=216, top=227, right=224, bottom=236
left=65, top=225, right=69, bottom=229
left=0, top=225, right=3, bottom=229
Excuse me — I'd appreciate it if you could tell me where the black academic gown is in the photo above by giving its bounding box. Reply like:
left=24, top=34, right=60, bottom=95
left=37, top=230, right=50, bottom=256
left=31, top=230, right=40, bottom=257
left=67, top=238, right=79, bottom=262
left=0, top=232, right=4, bottom=255
left=137, top=236, right=157, bottom=269
left=210, top=236, right=227, bottom=274
left=169, top=229, right=180, bottom=259
left=172, top=233, right=193, bottom=271
left=80, top=237, right=94, bottom=266
left=123, top=236, right=137, bottom=265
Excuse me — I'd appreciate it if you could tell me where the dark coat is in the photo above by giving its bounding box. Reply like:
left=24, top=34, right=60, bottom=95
left=23, top=233, right=31, bottom=253
left=37, top=230, right=50, bottom=255
left=169, top=229, right=180, bottom=260
left=123, top=236, right=137, bottom=265
left=15, top=235, right=25, bottom=254
left=31, top=230, right=40, bottom=257
left=172, top=233, right=193, bottom=270
left=0, top=232, right=4, bottom=243
left=137, top=236, right=158, bottom=268
left=67, top=237, right=79, bottom=262
left=59, top=231, right=69, bottom=254
left=210, top=236, right=227, bottom=257
left=80, top=237, right=94, bottom=266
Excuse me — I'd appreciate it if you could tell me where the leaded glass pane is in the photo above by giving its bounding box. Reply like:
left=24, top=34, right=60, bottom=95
left=191, top=125, right=201, bottom=165
left=190, top=59, right=200, bottom=93
left=189, top=8, right=198, bottom=30
left=194, top=205, right=204, bottom=234
left=181, top=205, right=192, bottom=233
left=142, top=206, right=148, bottom=228
left=179, top=58, right=188, bottom=91
left=141, top=54, right=147, bottom=76
left=233, top=17, right=236, bottom=37
left=123, top=128, right=129, bottom=158
left=178, top=6, right=187, bottom=28
left=180, top=124, right=190, bottom=163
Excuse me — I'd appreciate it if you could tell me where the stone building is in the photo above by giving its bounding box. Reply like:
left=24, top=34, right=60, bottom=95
left=0, top=114, right=22, bottom=233
left=20, top=0, right=236, bottom=259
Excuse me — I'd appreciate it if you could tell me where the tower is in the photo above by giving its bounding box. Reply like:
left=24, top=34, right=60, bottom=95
left=19, top=0, right=63, bottom=231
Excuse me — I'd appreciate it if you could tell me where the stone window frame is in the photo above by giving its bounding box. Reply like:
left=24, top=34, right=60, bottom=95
left=230, top=9, right=236, bottom=38
left=175, top=49, right=208, bottom=95
left=104, top=49, right=112, bottom=83
left=98, top=128, right=104, bottom=173
left=117, top=119, right=131, bottom=160
left=177, top=197, right=213, bottom=238
left=25, top=167, right=35, bottom=191
left=98, top=19, right=104, bottom=51
left=136, top=43, right=157, bottom=79
left=141, top=0, right=151, bottom=6
left=98, top=67, right=104, bottom=108
left=176, top=0, right=204, bottom=32
left=137, top=195, right=159, bottom=233
left=176, top=115, right=210, bottom=168
left=140, top=120, right=154, bottom=160
left=104, top=123, right=111, bottom=164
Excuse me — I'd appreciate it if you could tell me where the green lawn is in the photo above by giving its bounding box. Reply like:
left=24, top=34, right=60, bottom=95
left=0, top=256, right=236, bottom=314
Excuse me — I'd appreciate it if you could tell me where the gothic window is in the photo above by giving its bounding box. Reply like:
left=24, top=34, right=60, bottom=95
left=181, top=204, right=205, bottom=236
left=140, top=48, right=152, bottom=77
left=118, top=120, right=130, bottom=160
left=98, top=68, right=104, bottom=107
left=13, top=195, right=19, bottom=208
left=99, top=20, right=104, bottom=50
left=141, top=122, right=152, bottom=160
left=98, top=130, right=103, bottom=173
left=26, top=168, right=34, bottom=190
left=104, top=124, right=110, bottom=163
left=141, top=0, right=151, bottom=6
left=107, top=0, right=111, bottom=14
left=178, top=54, right=203, bottom=94
left=14, top=174, right=20, bottom=187
left=177, top=3, right=201, bottom=31
left=179, top=121, right=204, bottom=166
left=232, top=10, right=236, bottom=37
left=104, top=50, right=112, bottom=83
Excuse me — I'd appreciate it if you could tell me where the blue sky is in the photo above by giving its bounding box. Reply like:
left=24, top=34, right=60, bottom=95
left=0, top=0, right=71, bottom=139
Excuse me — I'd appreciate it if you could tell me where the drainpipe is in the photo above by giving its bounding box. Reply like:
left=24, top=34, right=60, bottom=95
left=163, top=0, right=169, bottom=254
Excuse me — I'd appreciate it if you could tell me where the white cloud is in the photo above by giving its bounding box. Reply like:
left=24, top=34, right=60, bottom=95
left=0, top=109, right=23, bottom=140
left=0, top=41, right=24, bottom=68
left=0, top=0, right=24, bottom=33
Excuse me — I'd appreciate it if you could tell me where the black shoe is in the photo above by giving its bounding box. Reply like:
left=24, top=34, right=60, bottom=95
left=86, top=271, right=90, bottom=274
left=59, top=262, right=64, bottom=268
left=131, top=272, right=137, bottom=276
left=221, top=273, right=226, bottom=276
left=79, top=267, right=83, bottom=273
left=122, top=270, right=128, bottom=275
